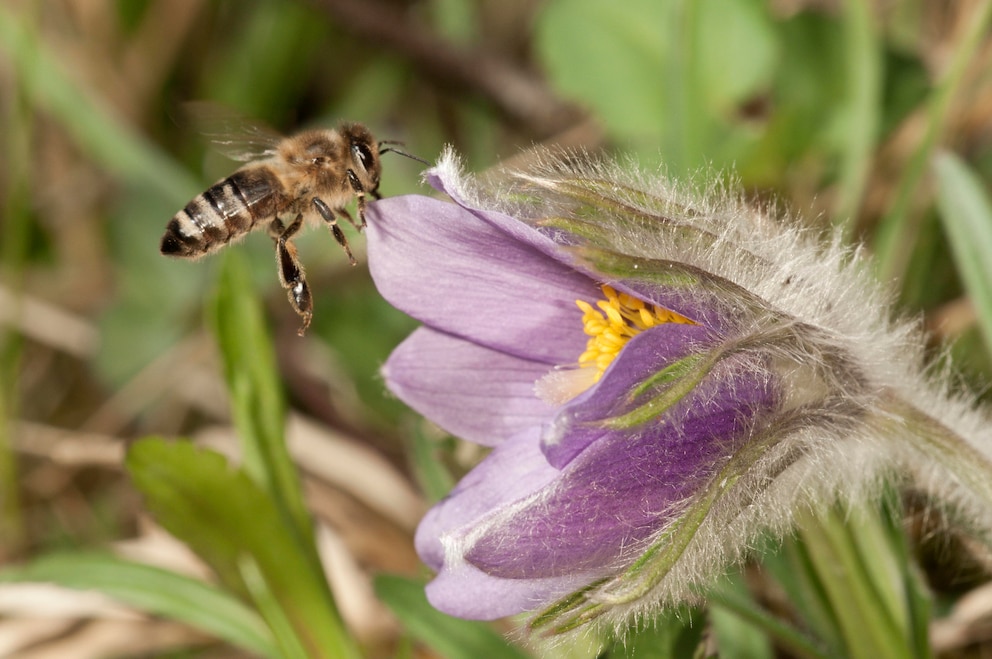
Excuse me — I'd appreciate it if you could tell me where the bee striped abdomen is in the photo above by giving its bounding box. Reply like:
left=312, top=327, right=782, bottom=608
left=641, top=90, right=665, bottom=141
left=160, top=168, right=281, bottom=257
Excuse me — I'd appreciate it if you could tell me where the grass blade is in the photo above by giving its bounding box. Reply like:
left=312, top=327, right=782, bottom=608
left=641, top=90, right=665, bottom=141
left=834, top=0, right=881, bottom=234
left=872, top=1, right=992, bottom=282
left=0, top=552, right=277, bottom=656
left=0, top=5, right=197, bottom=204
left=934, top=151, right=992, bottom=356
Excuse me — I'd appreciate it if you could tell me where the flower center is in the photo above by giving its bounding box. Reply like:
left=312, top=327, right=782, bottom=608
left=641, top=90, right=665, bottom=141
left=534, top=285, right=696, bottom=406
left=576, top=285, right=695, bottom=382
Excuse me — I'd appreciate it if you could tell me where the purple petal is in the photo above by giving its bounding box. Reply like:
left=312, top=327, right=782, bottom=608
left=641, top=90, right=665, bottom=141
left=416, top=427, right=602, bottom=619
left=541, top=323, right=719, bottom=468
left=366, top=196, right=599, bottom=365
left=425, top=164, right=743, bottom=334
left=415, top=427, right=559, bottom=570
left=463, top=371, right=776, bottom=579
left=424, top=555, right=594, bottom=620
left=383, top=327, right=557, bottom=447
left=425, top=168, right=576, bottom=263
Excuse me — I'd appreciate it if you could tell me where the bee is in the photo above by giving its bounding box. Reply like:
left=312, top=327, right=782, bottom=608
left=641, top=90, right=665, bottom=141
left=161, top=105, right=422, bottom=335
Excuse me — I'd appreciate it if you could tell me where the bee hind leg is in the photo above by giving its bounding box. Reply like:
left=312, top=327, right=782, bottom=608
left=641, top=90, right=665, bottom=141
left=270, top=215, right=313, bottom=336
left=312, top=197, right=357, bottom=266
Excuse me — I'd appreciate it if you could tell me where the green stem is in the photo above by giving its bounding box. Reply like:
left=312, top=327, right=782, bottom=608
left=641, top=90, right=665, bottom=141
left=881, top=394, right=992, bottom=523
left=796, top=506, right=914, bottom=659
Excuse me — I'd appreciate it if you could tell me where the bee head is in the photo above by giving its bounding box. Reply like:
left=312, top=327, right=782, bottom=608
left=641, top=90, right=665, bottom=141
left=341, top=124, right=382, bottom=196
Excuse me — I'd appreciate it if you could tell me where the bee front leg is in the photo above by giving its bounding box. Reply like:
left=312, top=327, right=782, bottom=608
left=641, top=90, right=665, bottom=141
left=312, top=197, right=357, bottom=266
left=335, top=206, right=362, bottom=232
left=271, top=214, right=313, bottom=336
left=345, top=170, right=370, bottom=229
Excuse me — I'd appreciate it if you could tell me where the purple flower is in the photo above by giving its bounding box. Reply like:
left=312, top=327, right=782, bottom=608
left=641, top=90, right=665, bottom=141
left=364, top=153, right=783, bottom=624
left=364, top=149, right=992, bottom=634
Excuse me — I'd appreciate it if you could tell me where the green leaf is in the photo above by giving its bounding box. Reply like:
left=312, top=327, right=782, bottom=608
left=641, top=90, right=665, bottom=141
left=209, top=251, right=313, bottom=547
left=794, top=506, right=916, bottom=659
left=536, top=0, right=775, bottom=171
left=0, top=552, right=277, bottom=657
left=537, top=0, right=670, bottom=145
left=126, top=437, right=359, bottom=659
left=934, top=151, right=992, bottom=356
left=692, top=0, right=778, bottom=113
left=763, top=539, right=846, bottom=657
left=374, top=574, right=530, bottom=659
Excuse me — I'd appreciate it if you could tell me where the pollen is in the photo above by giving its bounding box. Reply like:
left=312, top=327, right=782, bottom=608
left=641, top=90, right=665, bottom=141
left=577, top=285, right=695, bottom=381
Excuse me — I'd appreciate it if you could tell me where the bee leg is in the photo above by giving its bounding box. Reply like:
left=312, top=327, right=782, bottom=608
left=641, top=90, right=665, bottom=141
left=335, top=207, right=363, bottom=232
left=312, top=197, right=357, bottom=266
left=271, top=214, right=313, bottom=336
left=345, top=170, right=370, bottom=229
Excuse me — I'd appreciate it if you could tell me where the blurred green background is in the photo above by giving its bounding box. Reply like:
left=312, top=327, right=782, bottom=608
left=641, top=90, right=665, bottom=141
left=2, top=0, right=992, bottom=656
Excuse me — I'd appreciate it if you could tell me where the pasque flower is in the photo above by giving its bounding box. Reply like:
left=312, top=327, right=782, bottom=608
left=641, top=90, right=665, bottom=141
left=364, top=149, right=992, bottom=633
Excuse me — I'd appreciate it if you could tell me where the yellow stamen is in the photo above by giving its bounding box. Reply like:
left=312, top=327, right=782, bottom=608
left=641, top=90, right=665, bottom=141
left=576, top=285, right=695, bottom=382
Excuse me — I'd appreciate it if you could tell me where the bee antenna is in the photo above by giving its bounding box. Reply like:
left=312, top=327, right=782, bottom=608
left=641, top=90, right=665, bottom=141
left=379, top=141, right=430, bottom=165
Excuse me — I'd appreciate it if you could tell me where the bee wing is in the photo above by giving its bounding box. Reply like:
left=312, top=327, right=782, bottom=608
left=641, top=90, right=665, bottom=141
left=183, top=101, right=283, bottom=162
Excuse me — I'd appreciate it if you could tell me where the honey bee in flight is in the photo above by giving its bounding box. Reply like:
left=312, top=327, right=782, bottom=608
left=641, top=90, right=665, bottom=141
left=161, top=105, right=423, bottom=335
